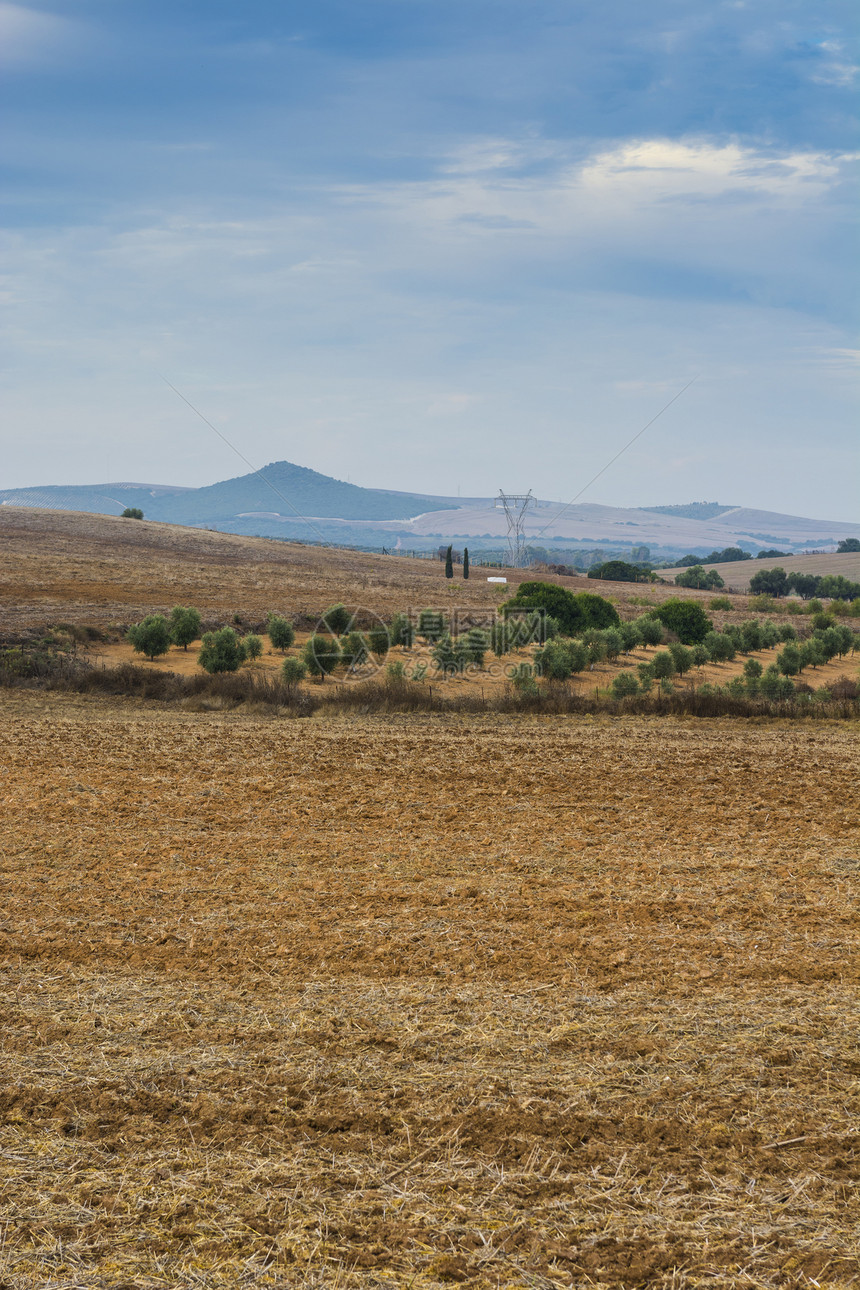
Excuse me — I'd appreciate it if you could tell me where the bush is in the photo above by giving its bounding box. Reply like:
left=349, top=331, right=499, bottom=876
left=749, top=568, right=789, bottom=598
left=611, top=671, right=639, bottom=698
left=637, top=616, right=664, bottom=648
left=198, top=627, right=247, bottom=673
left=743, top=658, right=763, bottom=680
left=321, top=603, right=352, bottom=635
left=127, top=614, right=171, bottom=661
left=168, top=605, right=201, bottom=651
left=389, top=613, right=413, bottom=647
left=244, top=633, right=263, bottom=660
left=460, top=627, right=488, bottom=666
left=535, top=638, right=574, bottom=680
left=703, top=631, right=735, bottom=662
left=510, top=663, right=540, bottom=698
left=651, top=650, right=676, bottom=679
left=711, top=596, right=733, bottom=611
left=738, top=619, right=762, bottom=653
left=340, top=631, right=369, bottom=669
left=501, top=583, right=619, bottom=635
left=281, top=656, right=307, bottom=687
left=651, top=598, right=713, bottom=644
left=418, top=609, right=445, bottom=643
left=431, top=633, right=459, bottom=673
left=121, top=507, right=144, bottom=519
left=386, top=660, right=407, bottom=682
left=601, top=628, right=625, bottom=661
left=691, top=643, right=709, bottom=668
left=776, top=643, right=802, bottom=676
left=748, top=594, right=778, bottom=613
left=368, top=626, right=390, bottom=656
left=267, top=615, right=295, bottom=651
left=675, top=565, right=725, bottom=590
left=303, top=634, right=342, bottom=677
left=668, top=642, right=693, bottom=675
left=620, top=620, right=642, bottom=651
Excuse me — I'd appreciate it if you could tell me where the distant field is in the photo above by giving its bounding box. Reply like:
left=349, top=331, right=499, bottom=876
left=663, top=552, right=860, bottom=593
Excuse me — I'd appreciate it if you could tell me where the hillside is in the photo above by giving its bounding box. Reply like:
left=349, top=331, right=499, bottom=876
left=3, top=465, right=859, bottom=553
left=0, top=462, right=464, bottom=527
left=664, top=551, right=860, bottom=593
left=0, top=505, right=755, bottom=633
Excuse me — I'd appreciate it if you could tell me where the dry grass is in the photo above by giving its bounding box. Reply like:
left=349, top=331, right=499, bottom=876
left=663, top=553, right=860, bottom=594
left=1, top=695, right=859, bottom=1287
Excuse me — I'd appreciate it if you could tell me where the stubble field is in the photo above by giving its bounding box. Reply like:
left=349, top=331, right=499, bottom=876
left=1, top=693, right=858, bottom=1288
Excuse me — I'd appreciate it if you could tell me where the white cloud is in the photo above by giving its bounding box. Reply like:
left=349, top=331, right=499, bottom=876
left=0, top=3, right=87, bottom=68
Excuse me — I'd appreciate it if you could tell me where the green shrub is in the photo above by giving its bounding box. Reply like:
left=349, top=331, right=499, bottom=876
left=611, top=671, right=639, bottom=698
left=703, top=631, right=735, bottom=662
left=651, top=650, right=676, bottom=679
left=418, top=609, right=445, bottom=643
left=637, top=616, right=664, bottom=648
left=668, top=642, right=693, bottom=675
left=281, top=656, right=307, bottom=687
left=121, top=507, right=143, bottom=519
left=710, top=596, right=733, bottom=611
left=127, top=614, right=171, bottom=661
left=501, top=582, right=619, bottom=635
left=535, top=638, right=574, bottom=680
left=368, top=626, right=390, bottom=656
left=340, top=631, right=369, bottom=669
left=748, top=594, right=778, bottom=613
left=168, top=606, right=201, bottom=651
left=388, top=613, right=413, bottom=647
left=267, top=615, right=295, bottom=651
left=386, top=660, right=407, bottom=682
left=243, top=633, right=263, bottom=661
left=321, top=604, right=352, bottom=635
left=431, top=633, right=458, bottom=673
left=776, top=643, right=802, bottom=676
left=651, top=598, right=713, bottom=644
left=460, top=628, right=488, bottom=666
left=303, top=634, right=342, bottom=677
left=510, top=662, right=540, bottom=698
left=198, top=627, right=247, bottom=673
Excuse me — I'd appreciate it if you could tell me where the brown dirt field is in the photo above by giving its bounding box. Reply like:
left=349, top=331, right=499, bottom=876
left=0, top=506, right=765, bottom=634
left=1, top=694, right=859, bottom=1287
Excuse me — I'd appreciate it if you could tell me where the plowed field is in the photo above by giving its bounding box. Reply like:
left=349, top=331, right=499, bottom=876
left=1, top=694, right=858, bottom=1287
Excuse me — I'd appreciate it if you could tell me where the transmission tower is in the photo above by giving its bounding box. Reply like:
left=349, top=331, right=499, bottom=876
left=496, top=489, right=534, bottom=567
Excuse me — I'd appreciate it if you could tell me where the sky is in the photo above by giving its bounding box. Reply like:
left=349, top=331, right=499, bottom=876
left=2, top=0, right=858, bottom=518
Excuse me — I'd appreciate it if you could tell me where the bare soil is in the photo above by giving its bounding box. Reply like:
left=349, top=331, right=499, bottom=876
left=1, top=695, right=858, bottom=1287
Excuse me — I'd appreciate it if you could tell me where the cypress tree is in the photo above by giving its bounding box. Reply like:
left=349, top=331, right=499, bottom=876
left=445, top=545, right=454, bottom=579
left=463, top=547, right=470, bottom=579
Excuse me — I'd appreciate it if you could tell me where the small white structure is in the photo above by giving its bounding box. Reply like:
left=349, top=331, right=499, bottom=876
left=487, top=576, right=507, bottom=583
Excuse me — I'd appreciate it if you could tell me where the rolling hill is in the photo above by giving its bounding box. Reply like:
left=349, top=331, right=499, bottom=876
left=2, top=463, right=858, bottom=555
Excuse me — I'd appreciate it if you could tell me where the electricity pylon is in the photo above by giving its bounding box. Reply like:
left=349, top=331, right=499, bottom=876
left=496, top=490, right=534, bottom=567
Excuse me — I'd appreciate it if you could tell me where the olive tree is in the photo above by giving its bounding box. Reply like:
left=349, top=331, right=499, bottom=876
left=127, top=614, right=171, bottom=661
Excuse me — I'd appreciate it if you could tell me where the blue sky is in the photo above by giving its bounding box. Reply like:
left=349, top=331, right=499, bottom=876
left=2, top=0, right=858, bottom=516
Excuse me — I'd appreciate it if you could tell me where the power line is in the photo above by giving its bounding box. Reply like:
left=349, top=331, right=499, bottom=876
left=161, top=378, right=332, bottom=546
left=534, top=377, right=698, bottom=542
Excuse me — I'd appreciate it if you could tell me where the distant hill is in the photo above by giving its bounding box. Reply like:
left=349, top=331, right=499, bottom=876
left=0, top=461, right=464, bottom=526
left=2, top=464, right=858, bottom=554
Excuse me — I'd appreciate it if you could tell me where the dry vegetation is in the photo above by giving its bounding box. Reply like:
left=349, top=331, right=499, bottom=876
left=2, top=508, right=859, bottom=1287
left=2, top=696, right=859, bottom=1288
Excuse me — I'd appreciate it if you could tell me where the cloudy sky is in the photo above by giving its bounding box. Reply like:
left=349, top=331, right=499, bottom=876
left=2, top=1, right=858, bottom=517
